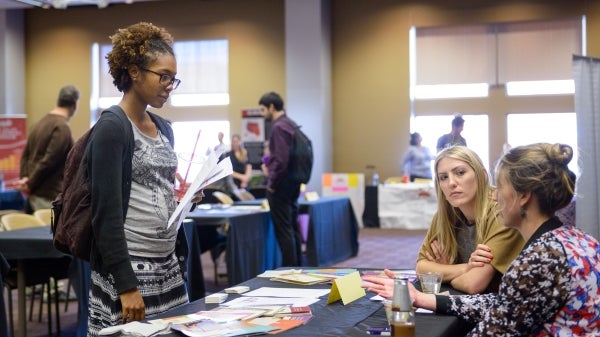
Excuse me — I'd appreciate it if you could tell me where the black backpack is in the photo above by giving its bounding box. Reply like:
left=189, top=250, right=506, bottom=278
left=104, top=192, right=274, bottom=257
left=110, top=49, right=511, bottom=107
left=51, top=106, right=130, bottom=261
left=289, top=124, right=313, bottom=184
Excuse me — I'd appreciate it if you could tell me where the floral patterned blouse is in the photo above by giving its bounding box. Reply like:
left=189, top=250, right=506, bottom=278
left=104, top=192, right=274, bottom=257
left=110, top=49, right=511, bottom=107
left=436, top=217, right=600, bottom=336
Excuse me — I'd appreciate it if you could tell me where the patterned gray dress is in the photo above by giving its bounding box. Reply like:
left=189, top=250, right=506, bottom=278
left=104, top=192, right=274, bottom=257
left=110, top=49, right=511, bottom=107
left=87, top=124, right=188, bottom=336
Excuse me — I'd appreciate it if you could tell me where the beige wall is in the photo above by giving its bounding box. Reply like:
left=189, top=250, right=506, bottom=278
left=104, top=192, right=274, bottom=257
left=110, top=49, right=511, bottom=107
left=24, top=0, right=285, bottom=139
left=332, top=0, right=594, bottom=179
left=22, top=0, right=599, bottom=180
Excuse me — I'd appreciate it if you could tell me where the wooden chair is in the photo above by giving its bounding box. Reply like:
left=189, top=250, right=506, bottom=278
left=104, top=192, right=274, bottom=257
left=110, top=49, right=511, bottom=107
left=33, top=209, right=52, bottom=225
left=33, top=208, right=74, bottom=312
left=233, top=189, right=255, bottom=201
left=197, top=189, right=230, bottom=285
left=212, top=191, right=234, bottom=205
left=1, top=213, right=46, bottom=230
left=0, top=213, right=70, bottom=336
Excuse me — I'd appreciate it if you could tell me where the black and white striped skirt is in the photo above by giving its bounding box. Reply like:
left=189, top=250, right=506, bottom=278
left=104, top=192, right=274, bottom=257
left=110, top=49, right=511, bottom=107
left=87, top=253, right=188, bottom=336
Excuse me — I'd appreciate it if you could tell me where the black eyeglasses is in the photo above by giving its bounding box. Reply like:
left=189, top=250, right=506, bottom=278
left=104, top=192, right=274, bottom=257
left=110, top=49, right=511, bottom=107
left=140, top=68, right=181, bottom=90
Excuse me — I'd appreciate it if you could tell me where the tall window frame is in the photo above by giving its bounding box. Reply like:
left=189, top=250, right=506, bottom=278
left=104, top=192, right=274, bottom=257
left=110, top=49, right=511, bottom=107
left=90, top=39, right=229, bottom=123
left=410, top=18, right=583, bottom=172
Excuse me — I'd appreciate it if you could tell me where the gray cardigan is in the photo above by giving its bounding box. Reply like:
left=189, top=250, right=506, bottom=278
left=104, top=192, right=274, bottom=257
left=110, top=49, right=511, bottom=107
left=86, top=106, right=187, bottom=294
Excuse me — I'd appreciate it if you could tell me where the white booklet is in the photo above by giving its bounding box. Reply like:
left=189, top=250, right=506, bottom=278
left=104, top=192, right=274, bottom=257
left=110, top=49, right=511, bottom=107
left=98, top=321, right=170, bottom=336
left=167, top=151, right=233, bottom=231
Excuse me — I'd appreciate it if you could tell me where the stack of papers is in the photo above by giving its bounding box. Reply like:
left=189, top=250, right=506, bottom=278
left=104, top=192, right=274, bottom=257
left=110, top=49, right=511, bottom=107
left=98, top=322, right=170, bottom=336
left=150, top=305, right=313, bottom=336
left=145, top=286, right=329, bottom=336
left=270, top=273, right=331, bottom=285
left=259, top=268, right=358, bottom=280
left=171, top=319, right=276, bottom=337
left=168, top=151, right=233, bottom=231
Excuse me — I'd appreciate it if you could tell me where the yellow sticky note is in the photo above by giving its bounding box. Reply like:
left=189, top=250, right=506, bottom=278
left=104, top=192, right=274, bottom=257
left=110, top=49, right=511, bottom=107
left=327, top=271, right=365, bottom=305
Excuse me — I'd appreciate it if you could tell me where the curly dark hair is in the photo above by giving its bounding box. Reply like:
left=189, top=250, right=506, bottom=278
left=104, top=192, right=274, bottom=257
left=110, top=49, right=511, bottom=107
left=106, top=22, right=174, bottom=92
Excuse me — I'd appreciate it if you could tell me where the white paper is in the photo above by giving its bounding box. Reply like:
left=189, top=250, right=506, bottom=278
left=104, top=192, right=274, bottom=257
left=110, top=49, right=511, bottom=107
left=98, top=321, right=170, bottom=336
left=257, top=269, right=303, bottom=278
left=168, top=152, right=233, bottom=231
left=221, top=296, right=320, bottom=308
left=370, top=295, right=386, bottom=301
left=416, top=308, right=434, bottom=314
left=242, top=287, right=330, bottom=298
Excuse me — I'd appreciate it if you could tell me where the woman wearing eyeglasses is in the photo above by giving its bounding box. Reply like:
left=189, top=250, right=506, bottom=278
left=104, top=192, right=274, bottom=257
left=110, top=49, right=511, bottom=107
left=86, top=22, right=201, bottom=336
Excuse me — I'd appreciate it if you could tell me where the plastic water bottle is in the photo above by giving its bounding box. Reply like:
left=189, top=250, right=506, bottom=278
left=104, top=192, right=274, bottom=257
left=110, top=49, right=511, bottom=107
left=372, top=171, right=379, bottom=186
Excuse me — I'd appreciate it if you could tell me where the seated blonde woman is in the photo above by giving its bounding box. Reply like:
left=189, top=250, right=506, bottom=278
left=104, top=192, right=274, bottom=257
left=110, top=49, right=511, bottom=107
left=364, top=146, right=524, bottom=295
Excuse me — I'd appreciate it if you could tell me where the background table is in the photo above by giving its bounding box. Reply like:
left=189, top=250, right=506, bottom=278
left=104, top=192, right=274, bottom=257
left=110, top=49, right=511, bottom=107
left=377, top=183, right=437, bottom=229
left=362, top=185, right=379, bottom=227
left=299, top=196, right=359, bottom=266
left=234, top=196, right=360, bottom=267
left=0, top=225, right=205, bottom=337
left=0, top=189, right=24, bottom=211
left=185, top=207, right=281, bottom=292
left=0, top=227, right=69, bottom=337
left=154, top=270, right=473, bottom=337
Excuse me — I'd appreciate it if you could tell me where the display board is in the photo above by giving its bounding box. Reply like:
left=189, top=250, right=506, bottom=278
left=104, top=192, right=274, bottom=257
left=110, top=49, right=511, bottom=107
left=0, top=115, right=27, bottom=188
left=321, top=173, right=364, bottom=227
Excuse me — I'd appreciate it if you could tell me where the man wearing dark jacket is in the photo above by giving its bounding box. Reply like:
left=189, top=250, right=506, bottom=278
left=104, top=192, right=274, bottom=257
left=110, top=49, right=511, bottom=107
left=259, top=91, right=303, bottom=266
left=17, top=85, right=79, bottom=212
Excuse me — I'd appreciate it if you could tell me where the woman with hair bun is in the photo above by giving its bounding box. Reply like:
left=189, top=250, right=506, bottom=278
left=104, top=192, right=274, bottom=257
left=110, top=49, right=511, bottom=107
left=399, top=143, right=600, bottom=336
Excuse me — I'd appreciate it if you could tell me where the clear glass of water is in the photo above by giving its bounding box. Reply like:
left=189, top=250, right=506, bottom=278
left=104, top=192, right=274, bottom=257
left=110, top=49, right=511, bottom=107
left=417, top=272, right=443, bottom=294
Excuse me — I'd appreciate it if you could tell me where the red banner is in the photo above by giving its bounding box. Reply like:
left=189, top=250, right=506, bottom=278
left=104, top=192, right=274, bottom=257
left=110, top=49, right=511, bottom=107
left=0, top=115, right=27, bottom=188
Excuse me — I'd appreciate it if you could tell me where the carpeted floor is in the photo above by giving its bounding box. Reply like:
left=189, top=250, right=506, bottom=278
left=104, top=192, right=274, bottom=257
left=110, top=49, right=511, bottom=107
left=13, top=227, right=426, bottom=336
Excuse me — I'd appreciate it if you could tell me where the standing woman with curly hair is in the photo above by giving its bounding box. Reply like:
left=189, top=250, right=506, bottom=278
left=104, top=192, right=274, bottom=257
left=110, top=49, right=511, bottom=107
left=86, top=22, right=200, bottom=335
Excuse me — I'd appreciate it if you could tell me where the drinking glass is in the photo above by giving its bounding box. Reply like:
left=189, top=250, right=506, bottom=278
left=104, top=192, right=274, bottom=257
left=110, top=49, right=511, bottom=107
left=417, top=272, right=443, bottom=294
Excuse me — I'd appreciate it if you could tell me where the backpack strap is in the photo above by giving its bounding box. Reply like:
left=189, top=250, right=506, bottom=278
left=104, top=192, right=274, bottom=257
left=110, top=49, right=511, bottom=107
left=148, top=111, right=175, bottom=146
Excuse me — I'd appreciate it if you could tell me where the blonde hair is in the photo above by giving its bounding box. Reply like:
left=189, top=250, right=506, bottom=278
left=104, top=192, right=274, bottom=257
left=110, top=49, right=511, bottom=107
left=231, top=134, right=248, bottom=162
left=495, top=143, right=575, bottom=216
left=430, top=146, right=498, bottom=263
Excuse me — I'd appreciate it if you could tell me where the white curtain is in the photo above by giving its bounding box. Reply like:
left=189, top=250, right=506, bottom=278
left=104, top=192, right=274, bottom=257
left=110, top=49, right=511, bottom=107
left=573, top=55, right=600, bottom=240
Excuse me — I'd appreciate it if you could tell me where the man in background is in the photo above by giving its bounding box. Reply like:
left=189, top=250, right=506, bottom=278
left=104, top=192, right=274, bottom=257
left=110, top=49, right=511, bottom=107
left=436, top=114, right=466, bottom=152
left=213, top=131, right=228, bottom=158
left=259, top=91, right=303, bottom=266
left=17, top=85, right=80, bottom=212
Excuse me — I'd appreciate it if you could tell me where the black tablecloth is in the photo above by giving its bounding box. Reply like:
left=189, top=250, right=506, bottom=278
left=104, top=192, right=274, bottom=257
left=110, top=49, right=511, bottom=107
left=0, top=254, right=10, bottom=337
left=300, top=196, right=359, bottom=266
left=0, top=225, right=206, bottom=337
left=0, top=190, right=24, bottom=211
left=154, top=271, right=473, bottom=337
left=362, top=186, right=379, bottom=227
left=185, top=208, right=281, bottom=290
left=235, top=196, right=360, bottom=267
left=0, top=226, right=63, bottom=260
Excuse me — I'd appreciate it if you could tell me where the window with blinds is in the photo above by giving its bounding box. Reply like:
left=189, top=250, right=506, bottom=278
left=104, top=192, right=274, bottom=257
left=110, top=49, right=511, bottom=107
left=409, top=17, right=583, bottom=171
left=92, top=39, right=229, bottom=114
left=412, top=18, right=582, bottom=98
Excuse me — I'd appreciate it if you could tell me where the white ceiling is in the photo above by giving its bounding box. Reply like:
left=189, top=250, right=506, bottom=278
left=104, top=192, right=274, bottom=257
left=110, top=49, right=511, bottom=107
left=0, top=0, right=158, bottom=9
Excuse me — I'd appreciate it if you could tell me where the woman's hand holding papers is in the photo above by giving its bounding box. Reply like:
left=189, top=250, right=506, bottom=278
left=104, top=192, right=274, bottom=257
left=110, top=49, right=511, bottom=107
left=176, top=172, right=204, bottom=204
